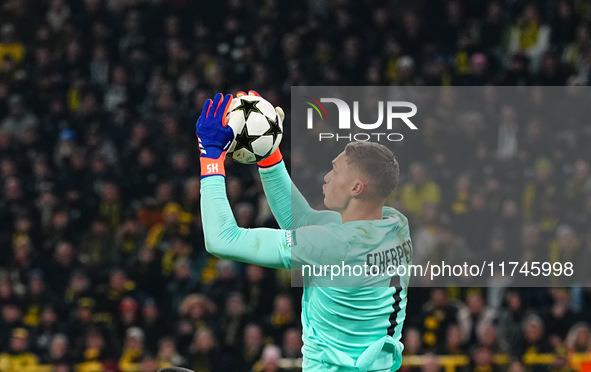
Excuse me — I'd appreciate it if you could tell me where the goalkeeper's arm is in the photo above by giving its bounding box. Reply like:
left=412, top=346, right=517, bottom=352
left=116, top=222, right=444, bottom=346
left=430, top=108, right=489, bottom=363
left=200, top=172, right=290, bottom=269
left=201, top=164, right=348, bottom=271
left=196, top=92, right=341, bottom=269
left=259, top=156, right=339, bottom=229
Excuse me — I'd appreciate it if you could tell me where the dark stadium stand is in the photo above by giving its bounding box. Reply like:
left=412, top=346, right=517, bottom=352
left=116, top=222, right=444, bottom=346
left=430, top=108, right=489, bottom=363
left=0, top=0, right=591, bottom=371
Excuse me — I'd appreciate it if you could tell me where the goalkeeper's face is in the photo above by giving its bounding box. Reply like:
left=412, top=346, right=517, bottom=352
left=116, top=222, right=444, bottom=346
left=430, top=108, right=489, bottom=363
left=322, top=152, right=363, bottom=212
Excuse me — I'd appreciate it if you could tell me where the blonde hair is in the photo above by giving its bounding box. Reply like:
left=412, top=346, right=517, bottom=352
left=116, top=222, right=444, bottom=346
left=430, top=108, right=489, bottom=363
left=344, top=142, right=399, bottom=199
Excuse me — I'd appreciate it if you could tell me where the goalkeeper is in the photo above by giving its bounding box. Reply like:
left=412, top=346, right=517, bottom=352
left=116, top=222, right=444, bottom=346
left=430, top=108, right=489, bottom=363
left=197, top=92, right=412, bottom=372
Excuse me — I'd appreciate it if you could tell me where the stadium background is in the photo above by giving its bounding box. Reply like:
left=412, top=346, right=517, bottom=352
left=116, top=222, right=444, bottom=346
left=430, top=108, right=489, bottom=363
left=1, top=0, right=591, bottom=371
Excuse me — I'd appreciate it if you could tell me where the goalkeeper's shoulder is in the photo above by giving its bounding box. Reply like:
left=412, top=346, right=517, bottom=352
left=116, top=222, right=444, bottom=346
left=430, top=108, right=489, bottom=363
left=383, top=206, right=410, bottom=226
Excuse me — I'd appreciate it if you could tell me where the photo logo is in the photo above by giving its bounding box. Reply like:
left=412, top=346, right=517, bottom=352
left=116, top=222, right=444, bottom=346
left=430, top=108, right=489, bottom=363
left=303, top=97, right=418, bottom=142
left=303, top=96, right=329, bottom=124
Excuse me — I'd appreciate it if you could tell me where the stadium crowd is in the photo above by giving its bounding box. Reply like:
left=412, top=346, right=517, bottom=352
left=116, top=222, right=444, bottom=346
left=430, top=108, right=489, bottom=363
left=0, top=0, right=591, bottom=371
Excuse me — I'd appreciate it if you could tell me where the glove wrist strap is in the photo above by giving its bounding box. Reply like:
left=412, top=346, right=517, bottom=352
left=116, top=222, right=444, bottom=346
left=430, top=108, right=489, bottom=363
left=257, top=148, right=283, bottom=168
left=201, top=153, right=226, bottom=178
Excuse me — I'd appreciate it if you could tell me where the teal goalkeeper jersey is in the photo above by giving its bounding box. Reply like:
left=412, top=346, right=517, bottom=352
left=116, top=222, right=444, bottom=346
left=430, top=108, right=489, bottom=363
left=200, top=161, right=412, bottom=372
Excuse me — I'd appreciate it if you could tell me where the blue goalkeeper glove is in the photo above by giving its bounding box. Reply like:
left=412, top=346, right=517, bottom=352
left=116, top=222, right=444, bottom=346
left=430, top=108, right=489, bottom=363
left=196, top=93, right=234, bottom=159
left=196, top=93, right=234, bottom=177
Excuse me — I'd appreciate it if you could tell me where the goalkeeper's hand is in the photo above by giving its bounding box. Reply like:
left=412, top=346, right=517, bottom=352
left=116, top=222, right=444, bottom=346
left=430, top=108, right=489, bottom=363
left=236, top=90, right=285, bottom=168
left=196, top=93, right=234, bottom=158
left=196, top=93, right=234, bottom=177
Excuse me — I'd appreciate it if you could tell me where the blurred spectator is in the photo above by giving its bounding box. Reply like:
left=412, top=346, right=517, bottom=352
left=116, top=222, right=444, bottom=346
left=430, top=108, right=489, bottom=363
left=176, top=294, right=216, bottom=355
left=42, top=333, right=72, bottom=367
left=22, top=269, right=56, bottom=327
left=460, top=53, right=496, bottom=85
left=139, top=354, right=160, bottom=372
left=32, top=305, right=62, bottom=356
left=97, top=181, right=122, bottom=229
left=498, top=291, right=530, bottom=356
left=522, top=158, right=560, bottom=236
left=439, top=324, right=466, bottom=356
left=145, top=202, right=192, bottom=252
left=0, top=24, right=24, bottom=68
left=156, top=337, right=184, bottom=369
left=219, top=291, right=250, bottom=351
left=253, top=344, right=282, bottom=372
left=565, top=159, right=591, bottom=228
left=165, top=258, right=199, bottom=316
left=265, top=294, right=298, bottom=345
left=536, top=50, right=573, bottom=85
left=548, top=225, right=582, bottom=267
left=141, top=298, right=167, bottom=355
left=469, top=345, right=502, bottom=372
left=549, top=345, right=575, bottom=372
left=496, top=105, right=519, bottom=161
left=507, top=4, right=551, bottom=71
left=79, top=218, right=113, bottom=270
left=96, top=269, right=136, bottom=318
left=63, top=270, right=92, bottom=311
left=477, top=324, right=504, bottom=354
left=520, top=223, right=545, bottom=262
left=563, top=23, right=591, bottom=69
left=402, top=328, right=424, bottom=357
left=420, top=288, right=459, bottom=350
left=0, top=299, right=24, bottom=349
left=520, top=314, right=553, bottom=357
left=543, top=288, right=578, bottom=346
left=499, top=53, right=532, bottom=85
left=243, top=264, right=276, bottom=318
left=0, top=328, right=40, bottom=371
left=116, top=297, right=140, bottom=341
left=66, top=298, right=98, bottom=352
left=508, top=360, right=527, bottom=372
left=1, top=95, right=38, bottom=142
left=119, top=326, right=145, bottom=372
left=411, top=204, right=444, bottom=265
left=113, top=215, right=146, bottom=268
left=457, top=293, right=496, bottom=346
left=240, top=323, right=265, bottom=371
left=132, top=248, right=165, bottom=301
left=206, top=259, right=242, bottom=310
left=420, top=353, right=442, bottom=372
left=397, top=163, right=442, bottom=222
left=76, top=328, right=113, bottom=370
left=187, top=327, right=231, bottom=372
left=565, top=322, right=591, bottom=353
left=282, top=328, right=303, bottom=359
left=161, top=236, right=192, bottom=278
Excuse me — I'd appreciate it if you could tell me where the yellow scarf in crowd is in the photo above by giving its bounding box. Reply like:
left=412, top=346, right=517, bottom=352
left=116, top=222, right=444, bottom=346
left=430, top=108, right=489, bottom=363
left=519, top=21, right=540, bottom=50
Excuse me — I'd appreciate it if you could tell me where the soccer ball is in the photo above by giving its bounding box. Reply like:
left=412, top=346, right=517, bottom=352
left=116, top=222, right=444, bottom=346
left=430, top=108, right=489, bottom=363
left=225, top=95, right=283, bottom=164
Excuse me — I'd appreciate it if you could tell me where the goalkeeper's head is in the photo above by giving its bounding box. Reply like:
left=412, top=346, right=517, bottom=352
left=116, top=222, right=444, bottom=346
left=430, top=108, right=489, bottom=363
left=323, top=141, right=399, bottom=213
